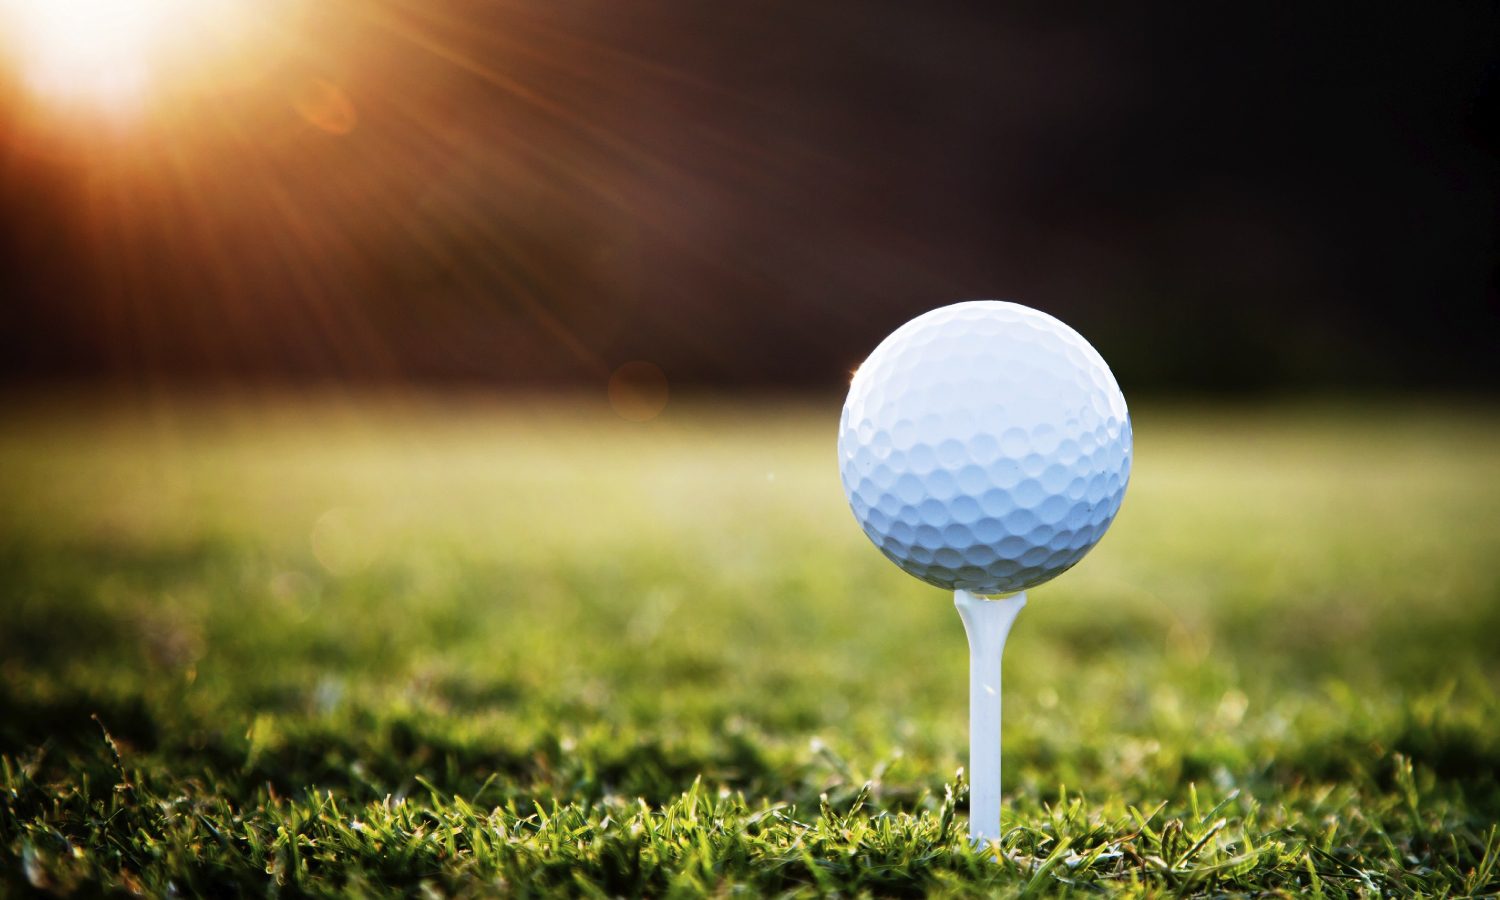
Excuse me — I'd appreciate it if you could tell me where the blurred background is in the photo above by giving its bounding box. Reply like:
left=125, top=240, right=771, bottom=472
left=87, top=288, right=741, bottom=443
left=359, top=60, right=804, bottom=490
left=1, top=0, right=1495, bottom=396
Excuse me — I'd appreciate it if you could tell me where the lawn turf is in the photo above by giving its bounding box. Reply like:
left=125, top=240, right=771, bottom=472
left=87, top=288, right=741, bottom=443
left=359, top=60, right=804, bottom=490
left=1, top=393, right=1498, bottom=896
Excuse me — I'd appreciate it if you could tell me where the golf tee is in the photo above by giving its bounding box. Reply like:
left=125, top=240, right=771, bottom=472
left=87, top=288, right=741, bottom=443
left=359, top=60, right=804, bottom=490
left=953, top=589, right=1026, bottom=845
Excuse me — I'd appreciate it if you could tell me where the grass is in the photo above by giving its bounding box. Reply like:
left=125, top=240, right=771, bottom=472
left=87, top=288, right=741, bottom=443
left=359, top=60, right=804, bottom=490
left=1, top=391, right=1497, bottom=897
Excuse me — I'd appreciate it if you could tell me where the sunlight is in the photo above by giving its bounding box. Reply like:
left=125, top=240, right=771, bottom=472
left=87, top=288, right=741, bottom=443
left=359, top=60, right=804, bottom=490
left=2, top=0, right=177, bottom=110
left=0, top=0, right=262, bottom=113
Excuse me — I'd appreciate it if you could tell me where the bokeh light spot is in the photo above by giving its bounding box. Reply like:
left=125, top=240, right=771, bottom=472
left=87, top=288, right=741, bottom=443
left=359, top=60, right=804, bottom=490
left=292, top=78, right=357, bottom=135
left=310, top=507, right=371, bottom=575
left=608, top=361, right=669, bottom=422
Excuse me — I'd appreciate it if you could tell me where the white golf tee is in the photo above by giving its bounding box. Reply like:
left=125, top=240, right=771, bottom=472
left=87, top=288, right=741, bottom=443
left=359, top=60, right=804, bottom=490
left=953, top=589, right=1026, bottom=845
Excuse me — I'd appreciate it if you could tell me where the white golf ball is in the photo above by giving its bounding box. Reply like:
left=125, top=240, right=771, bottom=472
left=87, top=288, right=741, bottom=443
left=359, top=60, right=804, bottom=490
left=839, top=300, right=1131, bottom=595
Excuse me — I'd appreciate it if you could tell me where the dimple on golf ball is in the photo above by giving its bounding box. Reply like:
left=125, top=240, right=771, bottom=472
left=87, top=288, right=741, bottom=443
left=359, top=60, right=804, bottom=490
left=839, top=300, right=1131, bottom=595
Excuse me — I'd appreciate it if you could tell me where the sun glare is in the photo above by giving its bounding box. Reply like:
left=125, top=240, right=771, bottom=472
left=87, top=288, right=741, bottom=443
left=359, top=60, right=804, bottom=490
left=0, top=0, right=271, bottom=114
left=2, top=0, right=174, bottom=110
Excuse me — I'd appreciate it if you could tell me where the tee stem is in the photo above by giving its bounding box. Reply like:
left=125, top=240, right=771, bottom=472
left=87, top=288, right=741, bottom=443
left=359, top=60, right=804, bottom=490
left=953, top=589, right=1026, bottom=845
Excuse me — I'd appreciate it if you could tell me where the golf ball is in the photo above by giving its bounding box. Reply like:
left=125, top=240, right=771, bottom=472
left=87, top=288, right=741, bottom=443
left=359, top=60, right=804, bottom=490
left=839, top=301, right=1131, bottom=595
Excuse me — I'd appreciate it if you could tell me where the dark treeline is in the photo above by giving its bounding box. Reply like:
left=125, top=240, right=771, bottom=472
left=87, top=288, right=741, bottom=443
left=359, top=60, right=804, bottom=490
left=0, top=2, right=1495, bottom=392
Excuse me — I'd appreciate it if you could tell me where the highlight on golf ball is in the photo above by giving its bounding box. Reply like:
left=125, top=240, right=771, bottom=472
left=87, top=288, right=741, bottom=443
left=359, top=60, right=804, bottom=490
left=838, top=300, right=1132, bottom=595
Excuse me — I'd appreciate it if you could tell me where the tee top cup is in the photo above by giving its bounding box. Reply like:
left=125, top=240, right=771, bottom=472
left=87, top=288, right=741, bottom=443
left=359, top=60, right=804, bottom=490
left=838, top=300, right=1132, bottom=844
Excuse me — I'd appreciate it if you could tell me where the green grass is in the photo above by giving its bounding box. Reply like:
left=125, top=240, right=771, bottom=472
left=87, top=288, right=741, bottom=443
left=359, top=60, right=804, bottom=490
left=1, top=393, right=1498, bottom=897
